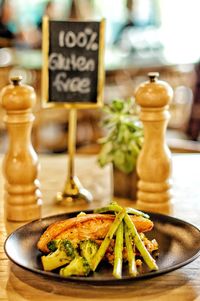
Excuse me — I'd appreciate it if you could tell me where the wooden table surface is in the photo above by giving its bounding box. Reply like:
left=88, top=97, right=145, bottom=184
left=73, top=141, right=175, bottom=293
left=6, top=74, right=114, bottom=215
left=0, top=153, right=200, bottom=301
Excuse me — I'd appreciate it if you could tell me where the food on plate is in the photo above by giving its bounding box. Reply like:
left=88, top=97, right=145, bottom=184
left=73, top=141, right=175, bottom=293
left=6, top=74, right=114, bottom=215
left=37, top=212, right=153, bottom=254
left=41, top=239, right=77, bottom=271
left=37, top=202, right=159, bottom=279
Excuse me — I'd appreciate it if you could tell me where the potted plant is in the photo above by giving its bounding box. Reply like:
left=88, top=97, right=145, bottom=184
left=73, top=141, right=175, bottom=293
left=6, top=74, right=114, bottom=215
left=98, top=98, right=143, bottom=199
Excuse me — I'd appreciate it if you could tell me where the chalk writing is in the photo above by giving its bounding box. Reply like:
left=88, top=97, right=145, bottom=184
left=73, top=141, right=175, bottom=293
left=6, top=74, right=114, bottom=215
left=53, top=72, right=90, bottom=93
left=58, top=28, right=98, bottom=51
left=49, top=53, right=95, bottom=72
left=44, top=20, right=104, bottom=105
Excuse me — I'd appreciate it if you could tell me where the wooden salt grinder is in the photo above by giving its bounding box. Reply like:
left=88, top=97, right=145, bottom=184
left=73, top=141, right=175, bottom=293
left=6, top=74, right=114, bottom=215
left=135, top=72, right=173, bottom=213
left=0, top=76, right=42, bottom=221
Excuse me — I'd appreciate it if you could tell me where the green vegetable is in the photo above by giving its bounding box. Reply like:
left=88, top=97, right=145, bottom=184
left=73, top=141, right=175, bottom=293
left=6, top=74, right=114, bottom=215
left=79, top=239, right=99, bottom=267
left=94, top=202, right=150, bottom=219
left=98, top=98, right=143, bottom=174
left=41, top=239, right=77, bottom=271
left=124, top=213, right=158, bottom=271
left=124, top=224, right=137, bottom=277
left=47, top=239, right=61, bottom=252
left=91, top=209, right=126, bottom=271
left=113, top=220, right=124, bottom=279
left=60, top=256, right=91, bottom=277
left=41, top=201, right=159, bottom=279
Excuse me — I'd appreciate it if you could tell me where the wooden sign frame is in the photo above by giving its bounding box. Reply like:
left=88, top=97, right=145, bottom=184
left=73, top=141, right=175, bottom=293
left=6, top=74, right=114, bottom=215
left=42, top=17, right=105, bottom=109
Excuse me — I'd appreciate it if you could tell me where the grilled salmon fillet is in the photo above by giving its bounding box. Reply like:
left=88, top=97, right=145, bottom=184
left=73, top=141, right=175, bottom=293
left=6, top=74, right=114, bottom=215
left=37, top=213, right=153, bottom=253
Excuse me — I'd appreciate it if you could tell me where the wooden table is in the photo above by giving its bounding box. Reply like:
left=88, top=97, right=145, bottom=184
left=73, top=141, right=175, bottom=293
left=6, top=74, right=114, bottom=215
left=0, top=154, right=200, bottom=301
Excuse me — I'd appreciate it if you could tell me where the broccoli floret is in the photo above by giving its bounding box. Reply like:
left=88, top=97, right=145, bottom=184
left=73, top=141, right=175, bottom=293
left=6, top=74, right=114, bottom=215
left=79, top=239, right=99, bottom=267
left=59, top=256, right=91, bottom=277
left=41, top=239, right=77, bottom=271
left=47, top=239, right=61, bottom=252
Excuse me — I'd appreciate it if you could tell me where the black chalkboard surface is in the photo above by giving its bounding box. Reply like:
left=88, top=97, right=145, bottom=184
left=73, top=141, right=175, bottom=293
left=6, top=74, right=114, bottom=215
left=42, top=18, right=105, bottom=108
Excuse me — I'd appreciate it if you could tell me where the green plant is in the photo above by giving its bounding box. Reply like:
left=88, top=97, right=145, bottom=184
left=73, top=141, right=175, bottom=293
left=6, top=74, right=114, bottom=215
left=98, top=98, right=143, bottom=174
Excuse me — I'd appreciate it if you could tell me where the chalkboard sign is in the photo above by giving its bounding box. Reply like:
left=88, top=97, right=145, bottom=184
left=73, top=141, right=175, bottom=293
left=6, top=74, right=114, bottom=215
left=42, top=17, right=105, bottom=109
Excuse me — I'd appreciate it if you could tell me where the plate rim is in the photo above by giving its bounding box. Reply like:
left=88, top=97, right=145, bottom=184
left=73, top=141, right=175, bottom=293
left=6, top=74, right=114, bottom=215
left=4, top=210, right=200, bottom=284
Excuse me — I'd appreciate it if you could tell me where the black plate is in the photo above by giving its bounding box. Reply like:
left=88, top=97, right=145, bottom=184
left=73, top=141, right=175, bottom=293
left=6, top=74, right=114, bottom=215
left=4, top=210, right=200, bottom=284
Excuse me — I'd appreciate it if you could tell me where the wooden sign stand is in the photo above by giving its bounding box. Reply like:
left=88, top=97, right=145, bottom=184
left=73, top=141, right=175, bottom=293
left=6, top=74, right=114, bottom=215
left=42, top=17, right=105, bottom=204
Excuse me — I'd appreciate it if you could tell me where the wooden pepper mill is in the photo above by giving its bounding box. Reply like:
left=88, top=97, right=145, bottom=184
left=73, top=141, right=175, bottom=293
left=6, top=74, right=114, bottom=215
left=0, top=76, right=42, bottom=221
left=135, top=72, right=173, bottom=213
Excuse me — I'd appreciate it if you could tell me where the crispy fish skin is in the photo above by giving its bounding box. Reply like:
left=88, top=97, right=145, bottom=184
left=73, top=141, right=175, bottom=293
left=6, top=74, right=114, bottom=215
left=37, top=213, right=153, bottom=253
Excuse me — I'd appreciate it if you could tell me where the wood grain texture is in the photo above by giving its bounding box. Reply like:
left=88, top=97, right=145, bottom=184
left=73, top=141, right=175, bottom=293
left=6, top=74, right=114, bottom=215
left=0, top=153, right=200, bottom=301
left=135, top=74, right=173, bottom=213
left=0, top=77, right=42, bottom=222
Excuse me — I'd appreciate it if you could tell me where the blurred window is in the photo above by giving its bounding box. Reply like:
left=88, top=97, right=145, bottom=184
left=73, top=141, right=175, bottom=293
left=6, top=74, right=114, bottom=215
left=0, top=0, right=200, bottom=61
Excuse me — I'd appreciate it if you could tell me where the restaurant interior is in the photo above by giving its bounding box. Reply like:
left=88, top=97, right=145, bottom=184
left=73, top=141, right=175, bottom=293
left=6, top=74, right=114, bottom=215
left=0, top=0, right=200, bottom=154
left=0, top=1, right=200, bottom=300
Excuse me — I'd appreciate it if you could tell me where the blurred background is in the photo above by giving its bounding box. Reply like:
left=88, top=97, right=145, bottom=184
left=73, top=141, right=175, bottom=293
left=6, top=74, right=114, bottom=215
left=0, top=0, right=200, bottom=154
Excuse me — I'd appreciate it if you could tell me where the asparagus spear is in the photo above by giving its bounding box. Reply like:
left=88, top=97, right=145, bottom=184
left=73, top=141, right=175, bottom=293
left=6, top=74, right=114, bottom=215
left=124, top=213, right=158, bottom=271
left=94, top=203, right=149, bottom=219
left=124, top=224, right=137, bottom=277
left=113, top=220, right=124, bottom=279
left=91, top=209, right=126, bottom=271
left=126, top=207, right=149, bottom=219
